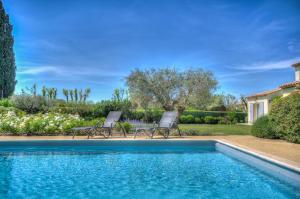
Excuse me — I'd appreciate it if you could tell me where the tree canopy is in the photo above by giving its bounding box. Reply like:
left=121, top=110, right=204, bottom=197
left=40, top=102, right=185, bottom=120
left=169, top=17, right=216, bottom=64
left=208, top=93, right=245, bottom=112
left=0, top=0, right=16, bottom=99
left=126, top=68, right=217, bottom=113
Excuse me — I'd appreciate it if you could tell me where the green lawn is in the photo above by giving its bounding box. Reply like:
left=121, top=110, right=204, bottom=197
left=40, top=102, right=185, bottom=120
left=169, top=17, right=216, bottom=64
left=178, top=124, right=251, bottom=136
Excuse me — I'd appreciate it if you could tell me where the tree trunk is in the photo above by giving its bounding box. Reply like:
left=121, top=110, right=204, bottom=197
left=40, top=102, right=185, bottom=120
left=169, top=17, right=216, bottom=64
left=162, top=104, right=174, bottom=111
left=177, top=105, right=186, bottom=114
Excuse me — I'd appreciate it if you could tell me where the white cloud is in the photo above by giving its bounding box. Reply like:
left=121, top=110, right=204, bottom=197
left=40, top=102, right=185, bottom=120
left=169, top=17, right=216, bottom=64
left=236, top=57, right=300, bottom=71
left=258, top=20, right=286, bottom=34
left=17, top=65, right=127, bottom=78
left=18, top=66, right=61, bottom=75
left=218, top=57, right=300, bottom=82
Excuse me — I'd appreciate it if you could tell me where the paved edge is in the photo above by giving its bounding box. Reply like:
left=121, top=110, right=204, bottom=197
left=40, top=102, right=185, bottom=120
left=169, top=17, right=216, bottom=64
left=216, top=139, right=300, bottom=173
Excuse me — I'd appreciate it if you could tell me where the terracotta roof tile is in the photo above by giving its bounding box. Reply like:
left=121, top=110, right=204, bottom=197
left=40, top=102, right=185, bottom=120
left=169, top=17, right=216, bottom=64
left=247, top=81, right=300, bottom=99
left=247, top=88, right=281, bottom=99
left=279, top=81, right=300, bottom=88
left=247, top=62, right=300, bottom=99
left=292, top=62, right=300, bottom=67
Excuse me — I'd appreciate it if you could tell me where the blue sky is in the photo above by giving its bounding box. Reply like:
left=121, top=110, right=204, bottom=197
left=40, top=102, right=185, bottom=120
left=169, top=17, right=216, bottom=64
left=3, top=0, right=300, bottom=101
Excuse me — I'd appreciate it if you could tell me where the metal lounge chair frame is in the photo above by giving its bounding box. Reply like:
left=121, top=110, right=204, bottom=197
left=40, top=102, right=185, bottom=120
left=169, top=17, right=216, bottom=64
left=134, top=111, right=181, bottom=139
left=72, top=111, right=125, bottom=139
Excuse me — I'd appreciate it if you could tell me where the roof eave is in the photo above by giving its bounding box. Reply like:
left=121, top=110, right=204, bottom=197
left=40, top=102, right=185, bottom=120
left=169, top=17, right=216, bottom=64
left=291, top=62, right=300, bottom=68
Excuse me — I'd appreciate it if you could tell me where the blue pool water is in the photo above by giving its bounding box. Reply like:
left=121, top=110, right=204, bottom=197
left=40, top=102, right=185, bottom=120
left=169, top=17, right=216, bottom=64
left=0, top=141, right=299, bottom=199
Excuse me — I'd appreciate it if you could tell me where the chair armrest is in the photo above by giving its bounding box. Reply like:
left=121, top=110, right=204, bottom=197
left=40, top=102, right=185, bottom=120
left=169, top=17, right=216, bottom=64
left=152, top=121, right=158, bottom=128
left=169, top=121, right=177, bottom=128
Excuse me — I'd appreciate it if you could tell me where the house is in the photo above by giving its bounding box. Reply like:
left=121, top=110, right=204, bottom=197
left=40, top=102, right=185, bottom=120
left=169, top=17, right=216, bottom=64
left=247, top=62, right=300, bottom=124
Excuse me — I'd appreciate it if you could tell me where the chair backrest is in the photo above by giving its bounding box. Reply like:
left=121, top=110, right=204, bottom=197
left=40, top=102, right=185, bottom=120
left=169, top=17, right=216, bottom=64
left=103, top=111, right=122, bottom=128
left=159, top=111, right=178, bottom=128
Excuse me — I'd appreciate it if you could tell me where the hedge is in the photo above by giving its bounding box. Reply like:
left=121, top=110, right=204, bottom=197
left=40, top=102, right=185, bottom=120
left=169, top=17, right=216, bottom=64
left=48, top=108, right=246, bottom=124
left=179, top=115, right=195, bottom=124
left=182, top=110, right=246, bottom=123
left=250, top=93, right=300, bottom=143
left=251, top=116, right=277, bottom=139
left=269, top=93, right=300, bottom=143
left=130, top=110, right=246, bottom=124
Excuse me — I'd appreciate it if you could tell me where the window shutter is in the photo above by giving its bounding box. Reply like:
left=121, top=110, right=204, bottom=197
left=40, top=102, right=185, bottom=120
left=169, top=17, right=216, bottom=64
left=249, top=103, right=254, bottom=123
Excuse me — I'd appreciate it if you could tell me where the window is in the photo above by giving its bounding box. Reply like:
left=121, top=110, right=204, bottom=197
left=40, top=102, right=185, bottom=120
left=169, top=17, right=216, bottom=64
left=257, top=102, right=264, bottom=118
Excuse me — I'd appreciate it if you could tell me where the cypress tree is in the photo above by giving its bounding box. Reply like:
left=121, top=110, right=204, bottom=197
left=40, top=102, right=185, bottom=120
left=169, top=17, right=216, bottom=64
left=0, top=0, right=17, bottom=99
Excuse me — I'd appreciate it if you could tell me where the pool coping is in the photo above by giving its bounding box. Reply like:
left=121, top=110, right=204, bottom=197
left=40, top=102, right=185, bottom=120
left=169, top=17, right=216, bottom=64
left=215, top=140, right=300, bottom=174
left=0, top=138, right=299, bottom=174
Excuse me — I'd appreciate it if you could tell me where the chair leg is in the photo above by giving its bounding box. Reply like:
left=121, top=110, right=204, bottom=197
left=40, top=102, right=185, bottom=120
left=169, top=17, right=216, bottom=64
left=164, top=129, right=170, bottom=139
left=91, top=129, right=96, bottom=139
left=151, top=129, right=156, bottom=139
left=108, top=128, right=112, bottom=137
left=103, top=129, right=109, bottom=138
left=122, top=127, right=127, bottom=138
left=118, top=123, right=126, bottom=137
left=134, top=129, right=138, bottom=139
left=87, top=130, right=90, bottom=139
left=87, top=129, right=94, bottom=139
left=98, top=129, right=107, bottom=138
left=145, top=130, right=151, bottom=139
left=177, top=127, right=182, bottom=137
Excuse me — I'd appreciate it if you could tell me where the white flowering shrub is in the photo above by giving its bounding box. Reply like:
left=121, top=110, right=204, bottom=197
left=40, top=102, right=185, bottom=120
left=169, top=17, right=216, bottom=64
left=0, top=111, right=83, bottom=135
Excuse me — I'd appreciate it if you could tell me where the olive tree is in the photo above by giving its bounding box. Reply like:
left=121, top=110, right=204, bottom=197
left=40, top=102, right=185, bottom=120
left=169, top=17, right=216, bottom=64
left=126, top=68, right=217, bottom=113
left=207, top=93, right=241, bottom=111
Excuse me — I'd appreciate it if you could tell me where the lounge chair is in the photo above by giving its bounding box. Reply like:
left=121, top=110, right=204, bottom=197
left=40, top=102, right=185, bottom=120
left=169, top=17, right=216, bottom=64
left=134, top=111, right=181, bottom=139
left=72, top=111, right=125, bottom=139
left=130, top=120, right=155, bottom=139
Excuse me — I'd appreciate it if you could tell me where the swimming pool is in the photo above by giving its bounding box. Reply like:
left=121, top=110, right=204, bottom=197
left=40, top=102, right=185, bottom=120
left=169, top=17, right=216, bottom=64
left=0, top=140, right=299, bottom=199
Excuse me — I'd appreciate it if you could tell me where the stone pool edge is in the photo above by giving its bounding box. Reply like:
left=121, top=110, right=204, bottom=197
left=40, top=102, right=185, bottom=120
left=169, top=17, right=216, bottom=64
left=216, top=140, right=300, bottom=188
left=216, top=139, right=300, bottom=174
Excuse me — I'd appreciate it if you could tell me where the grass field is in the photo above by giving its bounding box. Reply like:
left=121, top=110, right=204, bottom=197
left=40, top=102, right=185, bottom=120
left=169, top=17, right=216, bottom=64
left=178, top=124, right=251, bottom=136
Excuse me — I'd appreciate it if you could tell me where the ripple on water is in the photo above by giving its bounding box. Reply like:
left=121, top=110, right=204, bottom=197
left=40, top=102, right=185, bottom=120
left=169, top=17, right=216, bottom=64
left=0, top=152, right=299, bottom=199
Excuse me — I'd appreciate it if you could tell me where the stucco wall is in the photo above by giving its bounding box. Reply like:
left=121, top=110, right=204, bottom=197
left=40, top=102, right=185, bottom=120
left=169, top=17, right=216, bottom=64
left=247, top=87, right=298, bottom=124
left=247, top=98, right=269, bottom=124
left=295, top=66, right=300, bottom=81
